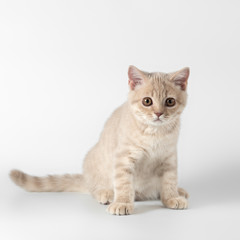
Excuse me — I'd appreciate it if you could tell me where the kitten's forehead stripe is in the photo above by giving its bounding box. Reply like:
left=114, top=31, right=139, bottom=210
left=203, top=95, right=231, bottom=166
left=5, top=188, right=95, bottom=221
left=149, top=73, right=169, bottom=100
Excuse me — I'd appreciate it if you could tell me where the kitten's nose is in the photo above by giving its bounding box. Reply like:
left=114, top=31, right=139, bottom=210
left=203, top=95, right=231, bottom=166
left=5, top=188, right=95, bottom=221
left=154, top=112, right=163, bottom=118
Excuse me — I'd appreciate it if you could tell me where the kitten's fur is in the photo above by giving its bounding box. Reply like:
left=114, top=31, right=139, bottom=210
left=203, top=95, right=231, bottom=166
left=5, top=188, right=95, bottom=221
left=10, top=65, right=190, bottom=215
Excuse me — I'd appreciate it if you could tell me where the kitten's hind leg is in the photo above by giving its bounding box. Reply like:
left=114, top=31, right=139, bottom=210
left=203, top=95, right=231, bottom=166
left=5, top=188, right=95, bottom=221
left=92, top=189, right=114, bottom=205
left=178, top=187, right=189, bottom=199
left=158, top=188, right=189, bottom=201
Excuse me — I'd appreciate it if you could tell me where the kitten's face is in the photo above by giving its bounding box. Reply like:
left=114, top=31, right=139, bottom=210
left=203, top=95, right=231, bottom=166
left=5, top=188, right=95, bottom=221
left=128, top=66, right=189, bottom=126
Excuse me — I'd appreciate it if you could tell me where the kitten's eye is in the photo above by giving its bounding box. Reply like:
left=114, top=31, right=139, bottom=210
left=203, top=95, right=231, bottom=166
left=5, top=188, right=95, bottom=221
left=142, top=97, right=153, bottom=107
left=165, top=98, right=176, bottom=107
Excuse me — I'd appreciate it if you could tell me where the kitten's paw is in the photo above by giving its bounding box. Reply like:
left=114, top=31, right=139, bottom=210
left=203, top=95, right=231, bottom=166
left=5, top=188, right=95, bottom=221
left=178, top=187, right=189, bottom=199
left=163, top=196, right=188, bottom=209
left=107, top=202, right=134, bottom=215
left=94, top=189, right=114, bottom=205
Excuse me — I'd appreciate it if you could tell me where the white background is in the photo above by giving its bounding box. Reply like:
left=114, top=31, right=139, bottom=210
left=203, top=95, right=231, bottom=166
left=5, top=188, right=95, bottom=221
left=1, top=0, right=240, bottom=239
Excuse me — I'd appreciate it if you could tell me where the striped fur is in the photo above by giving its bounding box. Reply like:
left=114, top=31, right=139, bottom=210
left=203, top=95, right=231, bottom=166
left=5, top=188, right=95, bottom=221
left=10, top=170, right=88, bottom=193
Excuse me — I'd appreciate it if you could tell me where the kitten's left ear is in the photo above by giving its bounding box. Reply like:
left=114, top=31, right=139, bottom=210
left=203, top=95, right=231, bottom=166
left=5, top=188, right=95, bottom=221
left=171, top=67, right=190, bottom=91
left=128, top=65, right=145, bottom=90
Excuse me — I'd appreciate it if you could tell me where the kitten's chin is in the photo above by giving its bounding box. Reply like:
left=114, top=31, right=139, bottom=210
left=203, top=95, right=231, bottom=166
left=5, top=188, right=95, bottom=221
left=151, top=119, right=162, bottom=124
left=150, top=120, right=166, bottom=127
left=141, top=118, right=166, bottom=127
left=149, top=116, right=175, bottom=127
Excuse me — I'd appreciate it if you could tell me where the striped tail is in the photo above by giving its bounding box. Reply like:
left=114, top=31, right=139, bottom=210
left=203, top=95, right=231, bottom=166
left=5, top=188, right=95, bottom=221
left=10, top=169, right=88, bottom=193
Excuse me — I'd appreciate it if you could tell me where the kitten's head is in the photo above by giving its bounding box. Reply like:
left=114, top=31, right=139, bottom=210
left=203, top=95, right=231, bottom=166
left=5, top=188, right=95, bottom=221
left=128, top=65, right=189, bottom=126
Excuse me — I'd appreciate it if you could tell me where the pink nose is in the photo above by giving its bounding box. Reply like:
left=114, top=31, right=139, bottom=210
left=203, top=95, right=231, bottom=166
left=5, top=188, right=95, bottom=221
left=155, top=112, right=163, bottom=117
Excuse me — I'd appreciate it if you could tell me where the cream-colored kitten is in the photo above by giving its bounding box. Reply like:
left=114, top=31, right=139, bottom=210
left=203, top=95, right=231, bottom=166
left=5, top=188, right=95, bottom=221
left=10, top=65, right=190, bottom=215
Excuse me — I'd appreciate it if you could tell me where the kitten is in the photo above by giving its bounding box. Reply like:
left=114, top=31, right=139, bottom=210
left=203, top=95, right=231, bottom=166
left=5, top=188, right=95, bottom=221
left=10, top=65, right=190, bottom=215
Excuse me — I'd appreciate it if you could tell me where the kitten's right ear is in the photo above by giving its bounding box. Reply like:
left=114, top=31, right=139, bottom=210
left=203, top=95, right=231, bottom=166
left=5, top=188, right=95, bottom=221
left=128, top=65, right=145, bottom=90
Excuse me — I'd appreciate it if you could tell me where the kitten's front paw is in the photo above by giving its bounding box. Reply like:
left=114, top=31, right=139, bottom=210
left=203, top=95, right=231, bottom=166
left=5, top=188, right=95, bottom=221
left=107, top=202, right=134, bottom=215
left=163, top=196, right=188, bottom=209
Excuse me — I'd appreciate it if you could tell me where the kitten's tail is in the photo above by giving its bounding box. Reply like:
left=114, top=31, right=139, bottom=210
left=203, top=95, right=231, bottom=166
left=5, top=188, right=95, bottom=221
left=9, top=169, right=88, bottom=193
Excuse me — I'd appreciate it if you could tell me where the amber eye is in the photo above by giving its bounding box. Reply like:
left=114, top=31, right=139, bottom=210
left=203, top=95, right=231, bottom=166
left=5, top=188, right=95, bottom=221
left=142, top=97, right=153, bottom=107
left=165, top=98, right=176, bottom=107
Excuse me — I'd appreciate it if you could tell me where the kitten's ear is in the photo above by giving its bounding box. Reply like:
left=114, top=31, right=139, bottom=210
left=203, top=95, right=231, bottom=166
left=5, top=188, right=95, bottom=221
left=171, top=67, right=190, bottom=91
left=128, top=65, right=145, bottom=90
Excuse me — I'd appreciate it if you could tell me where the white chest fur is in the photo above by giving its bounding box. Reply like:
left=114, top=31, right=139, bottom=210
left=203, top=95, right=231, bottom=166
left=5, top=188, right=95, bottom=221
left=132, top=130, right=178, bottom=199
left=142, top=131, right=177, bottom=162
